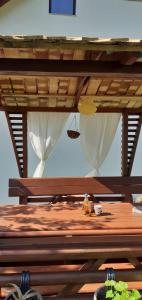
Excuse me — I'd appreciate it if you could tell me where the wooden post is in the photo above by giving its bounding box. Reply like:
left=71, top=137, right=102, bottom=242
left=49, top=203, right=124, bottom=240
left=121, top=112, right=128, bottom=177
left=22, top=112, right=28, bottom=178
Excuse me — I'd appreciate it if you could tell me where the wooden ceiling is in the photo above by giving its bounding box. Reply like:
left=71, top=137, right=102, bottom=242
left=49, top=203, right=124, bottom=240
left=1, top=75, right=142, bottom=111
left=1, top=36, right=142, bottom=113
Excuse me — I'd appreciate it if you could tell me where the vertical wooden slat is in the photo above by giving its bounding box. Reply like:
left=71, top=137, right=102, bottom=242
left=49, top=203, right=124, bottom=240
left=127, top=115, right=142, bottom=176
left=121, top=113, right=142, bottom=177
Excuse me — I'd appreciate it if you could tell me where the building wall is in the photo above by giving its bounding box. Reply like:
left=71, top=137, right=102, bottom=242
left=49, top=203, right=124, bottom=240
left=0, top=0, right=142, bottom=38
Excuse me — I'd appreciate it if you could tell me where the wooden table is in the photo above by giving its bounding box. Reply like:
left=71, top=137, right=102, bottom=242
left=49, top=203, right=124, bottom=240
left=0, top=202, right=142, bottom=296
left=0, top=202, right=142, bottom=233
left=0, top=202, right=142, bottom=258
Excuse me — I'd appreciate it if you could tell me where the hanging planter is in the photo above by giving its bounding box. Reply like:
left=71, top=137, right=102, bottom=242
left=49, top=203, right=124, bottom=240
left=67, top=115, right=80, bottom=139
left=67, top=130, right=80, bottom=139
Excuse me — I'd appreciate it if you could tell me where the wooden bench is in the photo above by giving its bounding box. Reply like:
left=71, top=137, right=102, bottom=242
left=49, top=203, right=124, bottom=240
left=9, top=176, right=142, bottom=204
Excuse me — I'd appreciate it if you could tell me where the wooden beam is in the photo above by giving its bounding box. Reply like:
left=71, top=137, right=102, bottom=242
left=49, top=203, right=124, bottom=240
left=128, top=258, right=142, bottom=269
left=1, top=296, right=93, bottom=300
left=74, top=77, right=90, bottom=107
left=59, top=259, right=106, bottom=297
left=1, top=106, right=142, bottom=113
left=1, top=270, right=142, bottom=286
left=1, top=59, right=142, bottom=78
left=44, top=296, right=95, bottom=300
left=0, top=106, right=134, bottom=114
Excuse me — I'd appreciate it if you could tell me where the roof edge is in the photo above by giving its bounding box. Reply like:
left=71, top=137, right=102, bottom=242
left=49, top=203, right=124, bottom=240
left=1, top=36, right=142, bottom=51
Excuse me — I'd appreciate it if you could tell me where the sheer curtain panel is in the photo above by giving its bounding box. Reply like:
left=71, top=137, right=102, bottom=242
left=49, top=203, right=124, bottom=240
left=28, top=112, right=69, bottom=177
left=80, top=113, right=121, bottom=176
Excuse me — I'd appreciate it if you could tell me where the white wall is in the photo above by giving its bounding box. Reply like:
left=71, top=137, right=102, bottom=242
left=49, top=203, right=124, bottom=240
left=0, top=0, right=142, bottom=38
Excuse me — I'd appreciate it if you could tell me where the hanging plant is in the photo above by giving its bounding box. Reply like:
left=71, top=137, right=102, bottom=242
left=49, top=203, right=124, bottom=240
left=67, top=114, right=80, bottom=139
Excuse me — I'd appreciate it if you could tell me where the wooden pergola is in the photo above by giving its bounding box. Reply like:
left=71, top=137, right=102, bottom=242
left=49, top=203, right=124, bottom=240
left=1, top=36, right=142, bottom=299
left=0, top=36, right=142, bottom=177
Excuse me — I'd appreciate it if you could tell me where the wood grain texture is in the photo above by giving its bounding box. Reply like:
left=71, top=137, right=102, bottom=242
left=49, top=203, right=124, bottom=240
left=0, top=202, right=142, bottom=233
left=9, top=176, right=142, bottom=197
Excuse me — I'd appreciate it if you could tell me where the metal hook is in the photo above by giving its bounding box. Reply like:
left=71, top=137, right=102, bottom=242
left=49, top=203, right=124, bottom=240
left=106, top=268, right=115, bottom=281
left=20, top=271, right=30, bottom=294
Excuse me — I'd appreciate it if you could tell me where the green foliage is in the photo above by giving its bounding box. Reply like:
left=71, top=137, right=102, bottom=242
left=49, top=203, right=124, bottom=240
left=4, top=284, right=43, bottom=300
left=104, top=280, right=141, bottom=300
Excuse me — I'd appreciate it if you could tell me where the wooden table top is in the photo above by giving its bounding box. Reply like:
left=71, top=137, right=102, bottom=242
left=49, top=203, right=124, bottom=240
left=0, top=202, right=142, bottom=237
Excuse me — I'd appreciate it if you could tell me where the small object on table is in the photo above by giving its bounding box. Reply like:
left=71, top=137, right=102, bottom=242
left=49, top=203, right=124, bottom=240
left=94, top=204, right=103, bottom=216
left=132, top=195, right=142, bottom=214
left=82, top=193, right=94, bottom=216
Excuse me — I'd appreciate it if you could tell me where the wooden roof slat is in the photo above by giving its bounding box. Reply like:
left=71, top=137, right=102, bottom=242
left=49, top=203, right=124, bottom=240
left=1, top=36, right=142, bottom=52
left=87, top=79, right=101, bottom=94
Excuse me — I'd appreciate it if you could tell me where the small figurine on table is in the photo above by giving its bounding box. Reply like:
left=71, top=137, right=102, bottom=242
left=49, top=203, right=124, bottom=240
left=82, top=193, right=94, bottom=216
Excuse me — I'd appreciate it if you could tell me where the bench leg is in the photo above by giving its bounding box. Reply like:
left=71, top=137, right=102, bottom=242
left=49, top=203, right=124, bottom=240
left=19, top=196, right=28, bottom=204
left=124, top=194, right=133, bottom=203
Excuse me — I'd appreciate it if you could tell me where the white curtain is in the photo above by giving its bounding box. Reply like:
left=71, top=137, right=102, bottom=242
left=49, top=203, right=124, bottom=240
left=28, top=112, right=69, bottom=177
left=80, top=113, right=121, bottom=176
